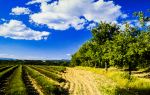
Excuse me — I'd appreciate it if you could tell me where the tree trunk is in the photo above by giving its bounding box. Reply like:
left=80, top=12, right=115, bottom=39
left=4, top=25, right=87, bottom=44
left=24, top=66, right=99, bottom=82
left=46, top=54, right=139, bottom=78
left=94, top=62, right=97, bottom=68
left=105, top=62, right=108, bottom=72
left=128, top=62, right=131, bottom=80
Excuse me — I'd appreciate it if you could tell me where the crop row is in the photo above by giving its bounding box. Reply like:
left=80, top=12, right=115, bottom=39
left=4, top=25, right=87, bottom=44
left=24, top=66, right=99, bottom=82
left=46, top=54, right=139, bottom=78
left=22, top=66, right=40, bottom=95
left=24, top=66, right=66, bottom=95
left=30, top=66, right=66, bottom=82
left=0, top=66, right=13, bottom=72
left=0, top=65, right=67, bottom=95
left=0, top=66, right=18, bottom=94
left=6, top=65, right=27, bottom=95
left=32, top=65, right=61, bottom=75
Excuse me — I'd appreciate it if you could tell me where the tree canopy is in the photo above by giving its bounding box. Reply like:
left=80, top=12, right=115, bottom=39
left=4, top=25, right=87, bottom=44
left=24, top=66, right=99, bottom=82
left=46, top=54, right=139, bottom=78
left=71, top=11, right=150, bottom=71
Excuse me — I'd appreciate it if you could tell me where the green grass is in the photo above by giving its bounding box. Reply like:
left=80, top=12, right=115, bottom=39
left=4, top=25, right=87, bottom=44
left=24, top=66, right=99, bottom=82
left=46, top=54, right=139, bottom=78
left=77, top=66, right=150, bottom=95
left=6, top=65, right=27, bottom=95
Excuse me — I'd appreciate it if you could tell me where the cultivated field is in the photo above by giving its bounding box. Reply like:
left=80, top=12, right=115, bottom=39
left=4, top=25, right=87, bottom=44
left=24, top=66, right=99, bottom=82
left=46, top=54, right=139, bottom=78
left=0, top=65, right=101, bottom=95
left=0, top=65, right=150, bottom=95
left=0, top=65, right=68, bottom=95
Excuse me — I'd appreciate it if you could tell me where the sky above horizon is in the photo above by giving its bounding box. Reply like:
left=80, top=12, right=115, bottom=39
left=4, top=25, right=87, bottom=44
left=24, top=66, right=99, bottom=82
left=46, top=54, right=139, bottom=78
left=0, top=0, right=149, bottom=60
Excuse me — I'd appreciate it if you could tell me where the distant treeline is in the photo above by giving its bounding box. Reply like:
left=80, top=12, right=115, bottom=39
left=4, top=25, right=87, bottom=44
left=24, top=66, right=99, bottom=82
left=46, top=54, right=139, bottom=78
left=71, top=11, right=150, bottom=70
left=0, top=60, right=70, bottom=66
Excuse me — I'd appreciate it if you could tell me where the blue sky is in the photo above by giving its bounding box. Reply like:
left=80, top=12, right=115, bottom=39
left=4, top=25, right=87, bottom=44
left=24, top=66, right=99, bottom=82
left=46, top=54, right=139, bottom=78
left=0, top=0, right=149, bottom=60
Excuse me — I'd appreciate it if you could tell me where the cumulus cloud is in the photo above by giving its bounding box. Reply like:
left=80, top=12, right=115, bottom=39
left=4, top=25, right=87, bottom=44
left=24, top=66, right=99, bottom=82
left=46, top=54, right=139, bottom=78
left=119, top=20, right=141, bottom=31
left=1, top=18, right=6, bottom=22
left=11, top=7, right=31, bottom=15
left=121, top=14, right=128, bottom=18
left=26, top=0, right=51, bottom=5
left=0, top=20, right=50, bottom=40
left=28, top=0, right=126, bottom=30
left=146, top=21, right=150, bottom=26
left=87, top=23, right=97, bottom=30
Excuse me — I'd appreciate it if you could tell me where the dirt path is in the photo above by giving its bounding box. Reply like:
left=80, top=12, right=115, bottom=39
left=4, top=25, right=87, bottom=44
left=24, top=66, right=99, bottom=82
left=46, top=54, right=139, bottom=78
left=62, top=68, right=101, bottom=95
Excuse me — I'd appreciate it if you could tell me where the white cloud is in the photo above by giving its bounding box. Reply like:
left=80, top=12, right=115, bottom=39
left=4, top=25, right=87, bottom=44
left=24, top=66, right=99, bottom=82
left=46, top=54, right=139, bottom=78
left=0, top=20, right=50, bottom=40
left=128, top=20, right=140, bottom=27
left=119, top=23, right=126, bottom=31
left=26, top=0, right=51, bottom=5
left=119, top=20, right=141, bottom=31
left=66, top=53, right=71, bottom=59
left=87, top=23, right=97, bottom=30
left=28, top=0, right=126, bottom=30
left=66, top=54, right=71, bottom=56
left=146, top=21, right=150, bottom=26
left=0, top=53, right=15, bottom=58
left=1, top=18, right=6, bottom=22
left=11, top=7, right=31, bottom=15
left=121, top=14, right=128, bottom=18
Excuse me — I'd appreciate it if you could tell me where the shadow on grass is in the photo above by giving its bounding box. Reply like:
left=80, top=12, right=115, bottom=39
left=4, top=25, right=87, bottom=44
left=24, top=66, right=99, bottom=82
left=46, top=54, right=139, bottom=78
left=115, top=87, right=150, bottom=95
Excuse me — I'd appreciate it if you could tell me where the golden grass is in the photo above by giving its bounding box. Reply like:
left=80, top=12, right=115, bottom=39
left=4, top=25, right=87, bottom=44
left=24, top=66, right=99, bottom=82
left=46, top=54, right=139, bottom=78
left=76, top=66, right=150, bottom=95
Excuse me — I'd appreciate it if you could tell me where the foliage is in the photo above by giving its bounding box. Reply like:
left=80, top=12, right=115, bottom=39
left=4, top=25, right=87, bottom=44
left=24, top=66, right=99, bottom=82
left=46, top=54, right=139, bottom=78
left=71, top=12, right=150, bottom=71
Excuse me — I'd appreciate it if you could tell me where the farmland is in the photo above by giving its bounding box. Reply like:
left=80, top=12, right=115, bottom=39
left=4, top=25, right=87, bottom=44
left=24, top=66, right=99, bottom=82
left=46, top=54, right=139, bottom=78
left=0, top=65, right=68, bottom=95
left=0, top=64, right=150, bottom=95
left=0, top=0, right=150, bottom=95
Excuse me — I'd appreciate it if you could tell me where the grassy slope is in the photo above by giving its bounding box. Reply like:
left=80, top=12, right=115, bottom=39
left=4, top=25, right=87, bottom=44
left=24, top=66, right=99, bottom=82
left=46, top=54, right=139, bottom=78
left=76, top=66, right=150, bottom=95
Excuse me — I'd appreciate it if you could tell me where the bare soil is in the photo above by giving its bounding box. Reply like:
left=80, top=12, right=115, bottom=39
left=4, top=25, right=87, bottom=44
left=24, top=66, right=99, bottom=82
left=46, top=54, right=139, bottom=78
left=62, top=68, right=101, bottom=95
